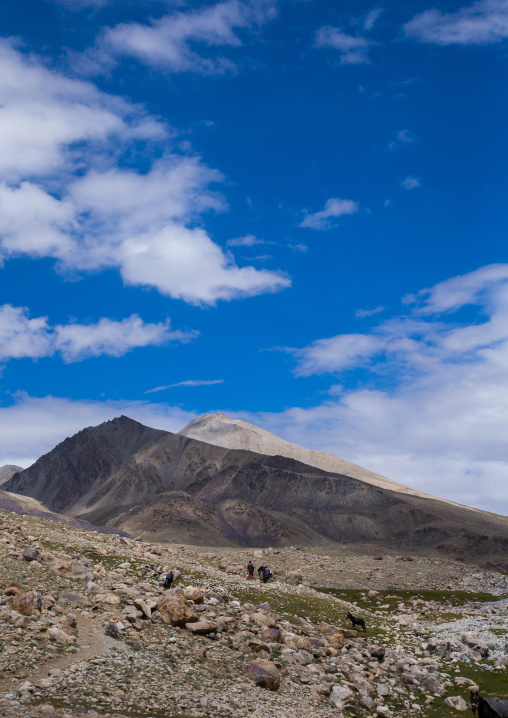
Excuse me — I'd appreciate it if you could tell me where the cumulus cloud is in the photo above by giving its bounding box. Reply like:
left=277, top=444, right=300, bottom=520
left=145, top=379, right=224, bottom=394
left=0, top=42, right=290, bottom=304
left=299, top=197, right=359, bottom=230
left=82, top=0, right=278, bottom=75
left=315, top=26, right=373, bottom=64
left=263, top=264, right=508, bottom=513
left=0, top=305, right=193, bottom=363
left=404, top=0, right=508, bottom=45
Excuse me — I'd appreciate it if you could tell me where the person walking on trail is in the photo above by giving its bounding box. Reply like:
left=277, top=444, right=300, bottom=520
left=258, top=565, right=265, bottom=581
left=262, top=566, right=272, bottom=584
left=162, top=570, right=174, bottom=590
left=247, top=561, right=254, bottom=580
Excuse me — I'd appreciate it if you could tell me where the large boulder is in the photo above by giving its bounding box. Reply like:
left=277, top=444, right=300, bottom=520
left=328, top=632, right=344, bottom=650
left=58, top=591, right=91, bottom=607
left=22, top=547, right=41, bottom=562
left=329, top=685, right=355, bottom=710
left=244, top=659, right=280, bottom=691
left=52, top=560, right=93, bottom=581
left=9, top=591, right=41, bottom=616
left=47, top=627, right=75, bottom=645
left=252, top=612, right=277, bottom=628
left=183, top=587, right=205, bottom=604
left=422, top=673, right=446, bottom=697
left=157, top=596, right=198, bottom=627
left=185, top=620, right=218, bottom=635
left=444, top=696, right=468, bottom=711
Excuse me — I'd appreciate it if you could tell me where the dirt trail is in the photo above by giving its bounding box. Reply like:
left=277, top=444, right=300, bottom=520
left=0, top=613, right=127, bottom=695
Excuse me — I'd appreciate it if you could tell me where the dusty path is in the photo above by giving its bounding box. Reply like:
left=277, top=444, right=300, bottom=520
left=0, top=613, right=127, bottom=696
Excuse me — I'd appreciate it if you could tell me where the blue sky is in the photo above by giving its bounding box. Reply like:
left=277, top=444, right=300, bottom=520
left=1, top=0, right=508, bottom=512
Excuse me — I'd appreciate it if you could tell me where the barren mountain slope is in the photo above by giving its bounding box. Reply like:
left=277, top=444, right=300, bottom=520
left=4, top=416, right=168, bottom=512
left=179, top=413, right=459, bottom=505
left=0, top=465, right=22, bottom=485
left=6, top=416, right=508, bottom=564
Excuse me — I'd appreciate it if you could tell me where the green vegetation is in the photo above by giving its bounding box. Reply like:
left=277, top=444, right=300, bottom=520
left=314, top=586, right=505, bottom=610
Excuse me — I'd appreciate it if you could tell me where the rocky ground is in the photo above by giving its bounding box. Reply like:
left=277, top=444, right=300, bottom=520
left=1, top=511, right=508, bottom=718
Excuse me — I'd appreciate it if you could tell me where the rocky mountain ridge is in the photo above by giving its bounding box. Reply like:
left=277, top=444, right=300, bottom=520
left=180, top=413, right=448, bottom=503
left=5, top=415, right=508, bottom=565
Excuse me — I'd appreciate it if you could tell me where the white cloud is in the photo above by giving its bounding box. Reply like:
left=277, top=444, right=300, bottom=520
left=404, top=0, right=508, bottom=45
left=401, top=175, right=420, bottom=190
left=0, top=306, right=193, bottom=363
left=0, top=306, right=54, bottom=360
left=0, top=394, right=195, bottom=469
left=145, top=379, right=224, bottom=394
left=84, top=0, right=277, bottom=75
left=299, top=197, right=359, bottom=230
left=315, top=26, right=372, bottom=64
left=363, top=8, right=383, bottom=31
left=226, top=234, right=264, bottom=247
left=356, top=306, right=384, bottom=319
left=0, top=43, right=290, bottom=304
left=258, top=264, right=508, bottom=513
left=389, top=129, right=415, bottom=150
left=406, top=263, right=508, bottom=314
left=294, top=333, right=385, bottom=375
left=6, top=264, right=508, bottom=513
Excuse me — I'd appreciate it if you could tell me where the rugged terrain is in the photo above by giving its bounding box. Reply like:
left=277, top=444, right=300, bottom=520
left=6, top=416, right=508, bottom=566
left=1, top=508, right=508, bottom=718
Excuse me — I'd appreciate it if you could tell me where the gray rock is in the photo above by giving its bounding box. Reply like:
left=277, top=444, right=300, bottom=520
left=422, top=673, right=446, bottom=697
left=444, top=695, right=468, bottom=711
left=22, top=547, right=40, bottom=562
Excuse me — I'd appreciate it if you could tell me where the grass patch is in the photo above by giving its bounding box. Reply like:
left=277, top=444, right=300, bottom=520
left=230, top=584, right=389, bottom=640
left=314, top=587, right=505, bottom=611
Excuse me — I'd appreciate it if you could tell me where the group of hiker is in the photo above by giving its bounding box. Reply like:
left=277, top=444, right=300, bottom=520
left=247, top=560, right=273, bottom=583
left=156, top=562, right=273, bottom=589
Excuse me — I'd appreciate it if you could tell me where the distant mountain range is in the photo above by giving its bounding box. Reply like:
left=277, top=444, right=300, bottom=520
left=3, top=414, right=508, bottom=566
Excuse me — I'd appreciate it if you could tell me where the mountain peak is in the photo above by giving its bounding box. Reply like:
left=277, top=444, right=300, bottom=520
left=179, top=412, right=460, bottom=506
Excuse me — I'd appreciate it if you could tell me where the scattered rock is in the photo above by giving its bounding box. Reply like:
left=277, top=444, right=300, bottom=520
left=244, top=659, right=280, bottom=690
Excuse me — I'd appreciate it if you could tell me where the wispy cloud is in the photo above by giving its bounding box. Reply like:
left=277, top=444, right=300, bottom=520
left=315, top=26, right=373, bottom=64
left=356, top=306, right=384, bottom=319
left=145, top=379, right=224, bottom=394
left=80, top=0, right=278, bottom=75
left=0, top=305, right=194, bottom=363
left=401, top=175, right=420, bottom=190
left=226, top=234, right=264, bottom=247
left=363, top=8, right=383, bottom=31
left=300, top=197, right=359, bottom=230
left=404, top=0, right=508, bottom=46
left=389, top=129, right=415, bottom=150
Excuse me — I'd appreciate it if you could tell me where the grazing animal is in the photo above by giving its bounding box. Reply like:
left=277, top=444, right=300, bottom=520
left=471, top=691, right=508, bottom=718
left=346, top=612, right=366, bottom=632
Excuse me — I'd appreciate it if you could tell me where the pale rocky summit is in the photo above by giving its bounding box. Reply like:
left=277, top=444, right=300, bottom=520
left=180, top=413, right=466, bottom=506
